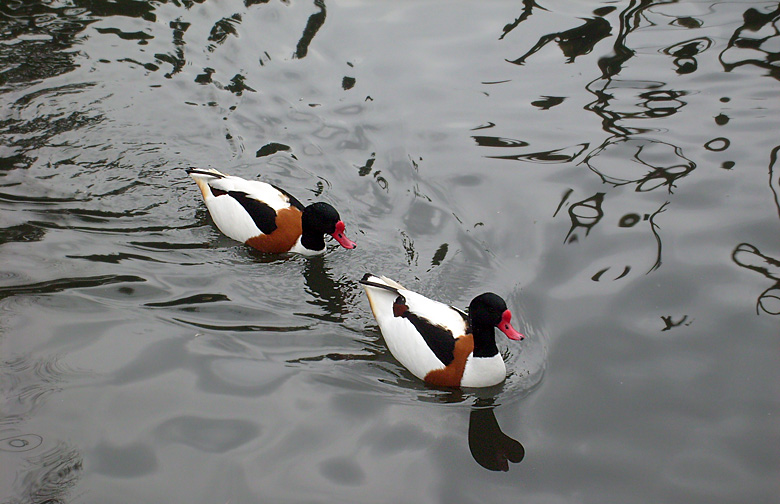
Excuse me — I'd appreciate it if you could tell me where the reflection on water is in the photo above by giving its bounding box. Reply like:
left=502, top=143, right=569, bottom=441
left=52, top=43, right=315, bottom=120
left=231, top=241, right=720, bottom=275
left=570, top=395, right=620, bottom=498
left=499, top=0, right=542, bottom=41
left=295, top=0, right=327, bottom=59
left=0, top=274, right=146, bottom=300
left=489, top=2, right=718, bottom=287
left=663, top=37, right=713, bottom=75
left=555, top=188, right=668, bottom=276
left=732, top=243, right=780, bottom=315
left=732, top=145, right=780, bottom=315
left=91, top=440, right=157, bottom=478
left=468, top=400, right=525, bottom=472
left=507, top=7, right=615, bottom=66
left=155, top=415, right=260, bottom=453
left=106, top=334, right=295, bottom=397
left=660, top=314, right=693, bottom=332
left=500, top=2, right=715, bottom=283
left=719, top=4, right=780, bottom=80
left=567, top=136, right=692, bottom=276
left=484, top=140, right=589, bottom=163
left=771, top=145, right=780, bottom=218
left=555, top=190, right=604, bottom=244
left=0, top=2, right=94, bottom=87
left=0, top=223, right=46, bottom=245
left=301, top=255, right=354, bottom=323
left=583, top=138, right=695, bottom=193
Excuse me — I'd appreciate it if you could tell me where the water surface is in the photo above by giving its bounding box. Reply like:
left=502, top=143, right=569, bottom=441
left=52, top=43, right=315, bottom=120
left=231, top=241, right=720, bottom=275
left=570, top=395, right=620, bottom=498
left=1, top=1, right=778, bottom=503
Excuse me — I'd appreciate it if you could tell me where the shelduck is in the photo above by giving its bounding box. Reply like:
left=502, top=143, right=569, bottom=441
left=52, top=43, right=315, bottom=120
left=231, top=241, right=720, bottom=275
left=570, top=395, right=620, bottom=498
left=360, top=274, right=524, bottom=388
left=186, top=168, right=356, bottom=255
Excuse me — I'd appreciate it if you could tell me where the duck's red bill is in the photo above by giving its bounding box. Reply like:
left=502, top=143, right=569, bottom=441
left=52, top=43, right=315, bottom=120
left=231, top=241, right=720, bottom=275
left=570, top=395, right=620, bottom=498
left=499, top=309, right=524, bottom=340
left=332, top=221, right=356, bottom=249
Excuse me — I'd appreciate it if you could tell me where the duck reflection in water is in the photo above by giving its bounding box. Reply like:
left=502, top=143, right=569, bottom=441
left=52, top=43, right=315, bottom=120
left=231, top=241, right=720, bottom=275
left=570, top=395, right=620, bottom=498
left=289, top=358, right=525, bottom=471
left=468, top=398, right=525, bottom=472
left=419, top=389, right=526, bottom=471
left=300, top=254, right=352, bottom=323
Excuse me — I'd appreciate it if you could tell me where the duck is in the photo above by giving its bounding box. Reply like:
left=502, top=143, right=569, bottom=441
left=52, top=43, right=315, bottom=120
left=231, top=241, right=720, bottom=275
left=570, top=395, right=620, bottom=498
left=360, top=274, right=524, bottom=388
left=186, top=168, right=356, bottom=255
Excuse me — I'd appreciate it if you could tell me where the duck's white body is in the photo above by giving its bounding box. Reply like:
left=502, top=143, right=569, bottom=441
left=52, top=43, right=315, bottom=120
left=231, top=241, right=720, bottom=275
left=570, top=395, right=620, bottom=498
left=360, top=274, right=523, bottom=388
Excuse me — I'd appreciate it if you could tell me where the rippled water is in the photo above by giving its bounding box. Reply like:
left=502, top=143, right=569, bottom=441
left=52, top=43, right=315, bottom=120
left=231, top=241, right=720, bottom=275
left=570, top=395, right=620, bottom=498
left=1, top=1, right=778, bottom=502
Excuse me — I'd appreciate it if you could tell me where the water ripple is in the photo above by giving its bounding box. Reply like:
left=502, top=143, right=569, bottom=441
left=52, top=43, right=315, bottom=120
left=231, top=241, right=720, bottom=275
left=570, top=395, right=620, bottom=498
left=0, top=3, right=94, bottom=86
left=0, top=0, right=777, bottom=501
left=13, top=442, right=83, bottom=503
left=0, top=433, right=43, bottom=452
left=0, top=222, right=45, bottom=244
left=0, top=274, right=145, bottom=300
left=174, top=318, right=312, bottom=333
left=145, top=293, right=230, bottom=308
left=1, top=354, right=84, bottom=426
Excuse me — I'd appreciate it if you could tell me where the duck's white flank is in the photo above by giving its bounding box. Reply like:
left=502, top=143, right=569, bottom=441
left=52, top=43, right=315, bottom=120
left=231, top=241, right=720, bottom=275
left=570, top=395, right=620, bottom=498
left=188, top=168, right=294, bottom=244
left=362, top=275, right=469, bottom=382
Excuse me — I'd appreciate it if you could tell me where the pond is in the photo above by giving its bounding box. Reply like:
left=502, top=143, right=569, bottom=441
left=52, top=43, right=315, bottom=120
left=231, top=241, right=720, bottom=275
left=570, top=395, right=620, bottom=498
left=1, top=1, right=778, bottom=502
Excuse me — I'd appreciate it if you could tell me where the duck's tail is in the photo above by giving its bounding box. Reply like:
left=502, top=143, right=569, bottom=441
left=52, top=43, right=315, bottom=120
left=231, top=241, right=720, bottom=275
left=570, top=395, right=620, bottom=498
left=186, top=167, right=227, bottom=180
left=360, top=273, right=407, bottom=322
left=359, top=273, right=406, bottom=292
left=186, top=167, right=227, bottom=200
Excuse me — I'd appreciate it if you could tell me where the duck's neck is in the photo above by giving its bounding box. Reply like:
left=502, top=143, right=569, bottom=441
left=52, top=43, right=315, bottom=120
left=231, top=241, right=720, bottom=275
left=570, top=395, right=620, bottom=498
left=300, top=228, right=326, bottom=252
left=471, top=323, right=499, bottom=358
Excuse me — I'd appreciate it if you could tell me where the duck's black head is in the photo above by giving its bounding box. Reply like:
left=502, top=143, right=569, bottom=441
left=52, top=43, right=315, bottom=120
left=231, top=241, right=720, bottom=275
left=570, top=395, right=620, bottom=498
left=469, top=293, right=508, bottom=327
left=469, top=293, right=524, bottom=345
left=301, top=202, right=356, bottom=251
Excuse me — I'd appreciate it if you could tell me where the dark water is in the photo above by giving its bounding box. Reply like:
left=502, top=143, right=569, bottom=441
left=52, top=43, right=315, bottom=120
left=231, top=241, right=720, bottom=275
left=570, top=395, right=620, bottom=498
left=1, top=1, right=778, bottom=502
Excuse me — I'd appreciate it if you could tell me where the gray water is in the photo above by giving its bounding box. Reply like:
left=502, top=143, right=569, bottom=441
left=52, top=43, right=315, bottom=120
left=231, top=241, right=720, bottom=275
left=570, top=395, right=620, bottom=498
left=1, top=1, right=778, bottom=503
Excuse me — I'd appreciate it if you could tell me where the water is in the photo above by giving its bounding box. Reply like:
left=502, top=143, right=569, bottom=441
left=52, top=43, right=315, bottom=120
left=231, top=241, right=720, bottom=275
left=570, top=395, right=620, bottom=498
left=1, top=1, right=778, bottom=502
